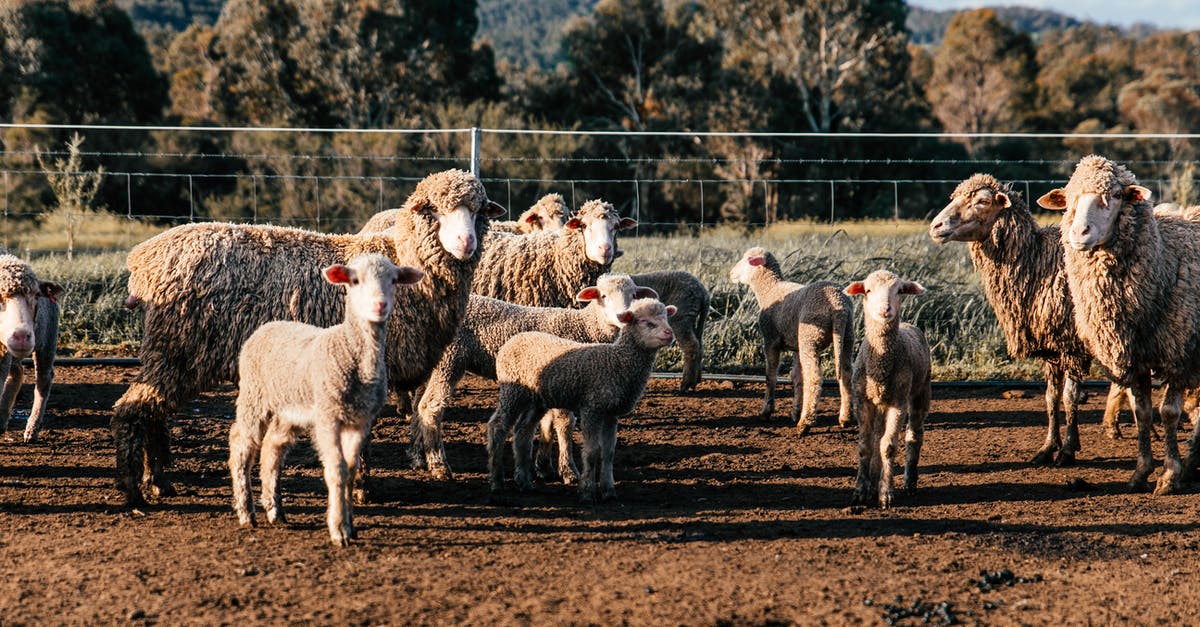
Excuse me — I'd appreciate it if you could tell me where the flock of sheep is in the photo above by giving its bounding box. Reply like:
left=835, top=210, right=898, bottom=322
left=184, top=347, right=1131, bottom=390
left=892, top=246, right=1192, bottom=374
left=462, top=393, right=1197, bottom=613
left=1, top=155, right=1198, bottom=545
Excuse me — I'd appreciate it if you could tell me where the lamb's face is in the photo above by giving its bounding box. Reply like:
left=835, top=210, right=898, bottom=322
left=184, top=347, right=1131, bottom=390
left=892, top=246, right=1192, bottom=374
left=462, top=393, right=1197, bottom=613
left=568, top=200, right=636, bottom=265
left=1038, top=156, right=1151, bottom=252
left=729, top=247, right=768, bottom=284
left=618, top=299, right=677, bottom=348
left=0, top=289, right=38, bottom=358
left=929, top=181, right=1011, bottom=243
left=844, top=270, right=925, bottom=326
left=576, top=274, right=660, bottom=328
left=326, top=254, right=425, bottom=323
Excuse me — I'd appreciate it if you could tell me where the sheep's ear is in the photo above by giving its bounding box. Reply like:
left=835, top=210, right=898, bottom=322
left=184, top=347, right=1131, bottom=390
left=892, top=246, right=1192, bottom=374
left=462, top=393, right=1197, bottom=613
left=665, top=305, right=677, bottom=317
left=485, top=200, right=506, bottom=218
left=1125, top=185, right=1151, bottom=204
left=634, top=286, right=659, bottom=299
left=575, top=286, right=601, bottom=302
left=324, top=264, right=352, bottom=285
left=565, top=217, right=584, bottom=230
left=995, top=192, right=1011, bottom=209
left=524, top=213, right=542, bottom=225
left=39, top=281, right=65, bottom=300
left=1037, top=189, right=1067, bottom=211
left=407, top=197, right=432, bottom=214
left=843, top=281, right=866, bottom=296
left=617, top=311, right=635, bottom=324
left=899, top=281, right=926, bottom=296
left=395, top=266, right=425, bottom=285
left=617, top=217, right=638, bottom=231
left=613, top=249, right=625, bottom=259
left=747, top=256, right=766, bottom=267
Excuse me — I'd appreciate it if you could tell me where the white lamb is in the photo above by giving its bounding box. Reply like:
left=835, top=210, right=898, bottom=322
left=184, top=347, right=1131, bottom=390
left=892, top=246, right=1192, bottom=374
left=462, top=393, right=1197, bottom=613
left=844, top=270, right=932, bottom=509
left=228, top=254, right=424, bottom=546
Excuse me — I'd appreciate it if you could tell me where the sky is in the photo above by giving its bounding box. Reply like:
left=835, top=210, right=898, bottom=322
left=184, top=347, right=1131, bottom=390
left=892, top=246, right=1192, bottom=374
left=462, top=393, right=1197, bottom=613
left=909, top=0, right=1200, bottom=30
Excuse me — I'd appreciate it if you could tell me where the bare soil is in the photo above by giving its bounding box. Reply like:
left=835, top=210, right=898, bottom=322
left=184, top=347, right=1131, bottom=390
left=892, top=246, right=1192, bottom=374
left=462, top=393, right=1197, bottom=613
left=2, top=365, right=1199, bottom=625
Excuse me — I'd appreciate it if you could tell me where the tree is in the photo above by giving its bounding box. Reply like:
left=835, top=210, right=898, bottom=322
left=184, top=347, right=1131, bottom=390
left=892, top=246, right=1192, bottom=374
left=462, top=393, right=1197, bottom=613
left=926, top=9, right=1037, bottom=153
left=37, top=134, right=105, bottom=261
left=1035, top=24, right=1137, bottom=132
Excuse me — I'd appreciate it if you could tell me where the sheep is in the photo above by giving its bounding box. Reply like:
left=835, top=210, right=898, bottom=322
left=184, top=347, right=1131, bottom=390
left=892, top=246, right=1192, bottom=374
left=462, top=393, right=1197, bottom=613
left=113, top=169, right=503, bottom=507
left=487, top=298, right=677, bottom=503
left=358, top=208, right=400, bottom=234
left=489, top=193, right=568, bottom=234
left=728, top=247, right=854, bottom=434
left=928, top=173, right=1105, bottom=465
left=1037, top=154, right=1200, bottom=495
left=470, top=199, right=637, bottom=307
left=0, top=255, right=64, bottom=443
left=411, top=274, right=658, bottom=482
left=628, top=270, right=710, bottom=392
left=844, top=270, right=931, bottom=509
left=229, top=254, right=424, bottom=546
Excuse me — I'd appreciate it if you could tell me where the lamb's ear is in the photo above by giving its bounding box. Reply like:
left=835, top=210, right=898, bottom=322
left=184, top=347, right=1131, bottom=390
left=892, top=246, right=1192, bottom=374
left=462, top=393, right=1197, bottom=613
left=1037, top=189, right=1067, bottom=211
left=747, top=256, right=766, bottom=267
left=899, top=281, right=926, bottom=296
left=995, top=192, right=1011, bottom=209
left=524, top=213, right=542, bottom=226
left=843, top=281, right=866, bottom=296
left=634, top=287, right=659, bottom=299
left=1125, top=185, right=1152, bottom=204
left=665, top=305, right=678, bottom=317
left=617, top=217, right=638, bottom=231
left=395, top=266, right=425, bottom=285
left=324, top=264, right=352, bottom=285
left=39, top=281, right=65, bottom=300
left=485, top=200, right=506, bottom=218
left=565, top=217, right=584, bottom=230
left=617, top=311, right=635, bottom=324
left=575, top=286, right=601, bottom=302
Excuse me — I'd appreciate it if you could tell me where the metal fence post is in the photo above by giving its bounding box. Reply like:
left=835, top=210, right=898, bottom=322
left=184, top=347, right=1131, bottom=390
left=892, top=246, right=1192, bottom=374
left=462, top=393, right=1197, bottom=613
left=893, top=181, right=899, bottom=221
left=829, top=180, right=835, bottom=225
left=470, top=127, right=481, bottom=177
left=188, top=175, right=195, bottom=222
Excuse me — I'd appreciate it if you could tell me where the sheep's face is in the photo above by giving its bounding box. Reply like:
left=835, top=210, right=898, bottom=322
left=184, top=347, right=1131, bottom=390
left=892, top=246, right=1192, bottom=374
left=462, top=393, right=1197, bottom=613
left=576, top=274, right=660, bottom=328
left=844, top=270, right=925, bottom=326
left=0, top=289, right=38, bottom=358
left=729, top=247, right=770, bottom=284
left=929, top=183, right=1011, bottom=243
left=520, top=195, right=567, bottom=233
left=326, top=254, right=425, bottom=323
left=422, top=201, right=505, bottom=261
left=1037, top=156, right=1151, bottom=251
left=618, top=298, right=677, bottom=348
left=568, top=200, right=636, bottom=265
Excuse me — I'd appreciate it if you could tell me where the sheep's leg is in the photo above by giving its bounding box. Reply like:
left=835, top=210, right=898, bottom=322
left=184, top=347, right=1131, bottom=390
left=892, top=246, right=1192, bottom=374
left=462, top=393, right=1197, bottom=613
left=340, top=423, right=369, bottom=540
left=23, top=350, right=54, bottom=442
left=832, top=314, right=855, bottom=429
left=598, top=415, right=620, bottom=502
left=112, top=382, right=177, bottom=508
left=510, top=406, right=539, bottom=493
left=1126, top=375, right=1156, bottom=492
left=553, top=410, right=579, bottom=484
left=0, top=358, right=21, bottom=437
left=1102, top=383, right=1125, bottom=440
left=877, top=405, right=905, bottom=509
left=312, top=420, right=350, bottom=547
left=1055, top=374, right=1084, bottom=467
left=1184, top=396, right=1200, bottom=481
left=1154, top=386, right=1184, bottom=496
left=904, top=394, right=929, bottom=494
left=413, top=365, right=457, bottom=480
left=1031, top=363, right=1063, bottom=465
left=486, top=391, right=518, bottom=493
left=850, top=403, right=878, bottom=506
left=259, top=420, right=294, bottom=524
left=760, top=344, right=780, bottom=419
left=227, top=410, right=260, bottom=528
left=143, top=415, right=175, bottom=498
left=794, top=345, right=822, bottom=436
left=535, top=409, right=578, bottom=485
left=534, top=411, right=557, bottom=482
left=677, top=323, right=702, bottom=393
left=578, top=411, right=603, bottom=504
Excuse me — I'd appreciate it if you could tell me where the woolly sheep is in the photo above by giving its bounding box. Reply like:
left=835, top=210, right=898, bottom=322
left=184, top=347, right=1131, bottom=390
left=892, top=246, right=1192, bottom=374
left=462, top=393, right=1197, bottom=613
left=844, top=270, right=931, bottom=509
left=114, top=169, right=503, bottom=506
left=489, top=193, right=568, bottom=234
left=488, top=298, right=676, bottom=503
left=229, top=254, right=424, bottom=546
left=471, top=199, right=637, bottom=307
left=628, top=270, right=710, bottom=392
left=0, top=255, right=64, bottom=442
left=1038, top=155, right=1200, bottom=494
left=928, top=174, right=1104, bottom=464
left=410, top=274, right=658, bottom=481
left=729, top=247, right=854, bottom=433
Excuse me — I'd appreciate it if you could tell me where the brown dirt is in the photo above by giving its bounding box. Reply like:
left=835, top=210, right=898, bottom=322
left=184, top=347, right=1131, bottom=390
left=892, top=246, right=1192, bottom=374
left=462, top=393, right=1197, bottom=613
left=2, top=365, right=1199, bottom=625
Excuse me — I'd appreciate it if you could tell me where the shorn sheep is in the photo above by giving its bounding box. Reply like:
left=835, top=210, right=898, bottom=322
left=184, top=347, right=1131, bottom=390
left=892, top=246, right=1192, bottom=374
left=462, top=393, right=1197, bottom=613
left=628, top=270, right=710, bottom=392
left=488, top=298, right=676, bottom=503
left=729, top=247, right=854, bottom=433
left=411, top=274, right=658, bottom=481
left=1038, top=155, right=1200, bottom=494
left=928, top=174, right=1105, bottom=465
left=0, top=255, right=64, bottom=442
left=844, top=270, right=931, bottom=509
left=489, top=193, right=568, bottom=234
left=229, top=254, right=424, bottom=546
left=114, top=169, right=503, bottom=506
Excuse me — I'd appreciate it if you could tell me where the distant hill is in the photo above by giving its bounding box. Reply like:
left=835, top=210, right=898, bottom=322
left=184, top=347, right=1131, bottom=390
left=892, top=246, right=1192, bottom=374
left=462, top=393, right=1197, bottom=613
left=907, top=5, right=1083, bottom=46
left=476, top=0, right=599, bottom=71
left=114, top=0, right=223, bottom=31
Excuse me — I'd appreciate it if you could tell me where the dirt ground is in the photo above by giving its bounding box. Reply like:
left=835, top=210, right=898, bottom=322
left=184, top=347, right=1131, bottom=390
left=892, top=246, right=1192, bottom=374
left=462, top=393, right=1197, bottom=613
left=2, top=365, right=1199, bottom=625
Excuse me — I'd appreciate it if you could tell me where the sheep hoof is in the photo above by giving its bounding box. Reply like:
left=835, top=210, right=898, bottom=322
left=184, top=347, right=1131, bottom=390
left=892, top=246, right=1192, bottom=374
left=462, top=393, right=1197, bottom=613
left=427, top=464, right=452, bottom=481
left=1153, top=474, right=1180, bottom=496
left=330, top=535, right=351, bottom=548
left=1030, top=446, right=1058, bottom=466
left=146, top=482, right=177, bottom=499
left=849, top=490, right=871, bottom=507
left=1053, top=450, right=1077, bottom=467
left=121, top=490, right=149, bottom=509
left=1104, top=425, right=1122, bottom=440
left=407, top=449, right=428, bottom=471
left=559, top=466, right=579, bottom=486
left=1127, top=478, right=1151, bottom=494
left=795, top=421, right=814, bottom=437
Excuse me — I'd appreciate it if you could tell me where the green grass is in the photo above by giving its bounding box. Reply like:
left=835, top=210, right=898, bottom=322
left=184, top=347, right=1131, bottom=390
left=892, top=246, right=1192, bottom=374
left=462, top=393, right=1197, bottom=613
left=24, top=220, right=1045, bottom=380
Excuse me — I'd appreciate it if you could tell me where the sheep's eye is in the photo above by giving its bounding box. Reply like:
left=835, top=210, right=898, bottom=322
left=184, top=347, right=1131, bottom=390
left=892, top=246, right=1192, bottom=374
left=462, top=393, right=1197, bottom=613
left=351, top=278, right=360, bottom=286
left=1112, top=190, right=1123, bottom=200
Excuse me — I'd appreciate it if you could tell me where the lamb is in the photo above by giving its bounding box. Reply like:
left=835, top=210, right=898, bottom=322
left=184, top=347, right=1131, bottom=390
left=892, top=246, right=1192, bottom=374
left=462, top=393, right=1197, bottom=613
left=1038, top=154, right=1200, bottom=495
left=114, top=169, right=503, bottom=506
left=0, top=254, right=64, bottom=442
left=844, top=270, right=931, bottom=509
left=470, top=199, right=636, bottom=307
left=489, top=193, right=568, bottom=234
left=411, top=274, right=658, bottom=482
left=628, top=270, right=710, bottom=392
left=728, top=247, right=854, bottom=433
left=229, top=254, right=424, bottom=546
left=487, top=298, right=677, bottom=503
left=928, top=173, right=1105, bottom=465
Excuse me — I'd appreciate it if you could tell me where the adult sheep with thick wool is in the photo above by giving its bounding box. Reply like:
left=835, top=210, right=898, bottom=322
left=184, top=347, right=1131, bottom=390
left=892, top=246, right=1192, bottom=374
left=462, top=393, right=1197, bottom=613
left=1038, top=155, right=1200, bottom=495
left=114, top=169, right=503, bottom=507
left=0, top=254, right=64, bottom=443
